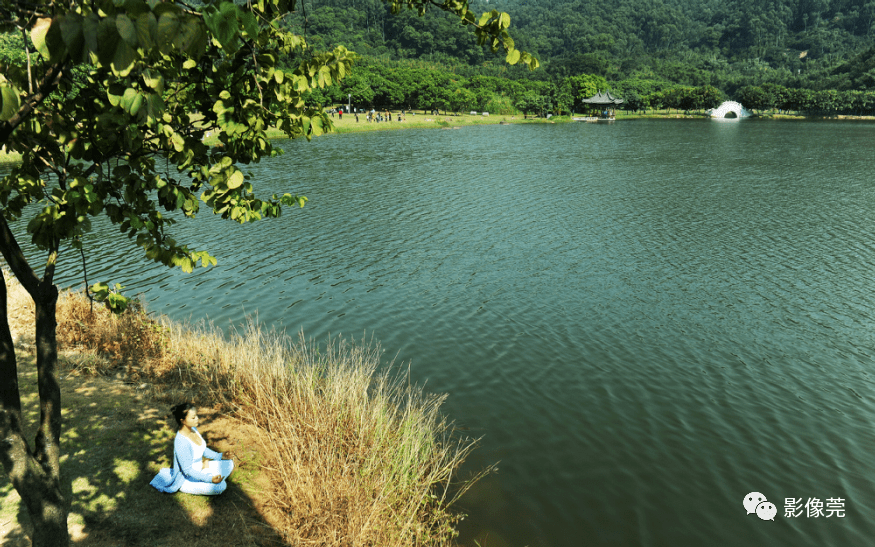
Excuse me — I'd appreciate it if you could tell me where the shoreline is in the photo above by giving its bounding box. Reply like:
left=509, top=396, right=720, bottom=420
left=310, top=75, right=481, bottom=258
left=4, top=110, right=872, bottom=166
left=1, top=276, right=482, bottom=546
left=614, top=110, right=875, bottom=121
left=262, top=111, right=561, bottom=140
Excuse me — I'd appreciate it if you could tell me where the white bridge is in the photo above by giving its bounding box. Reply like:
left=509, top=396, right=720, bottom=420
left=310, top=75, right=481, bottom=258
left=709, top=101, right=752, bottom=119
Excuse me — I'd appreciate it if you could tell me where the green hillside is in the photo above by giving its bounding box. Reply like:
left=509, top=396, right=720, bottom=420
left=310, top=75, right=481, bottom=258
left=286, top=0, right=875, bottom=92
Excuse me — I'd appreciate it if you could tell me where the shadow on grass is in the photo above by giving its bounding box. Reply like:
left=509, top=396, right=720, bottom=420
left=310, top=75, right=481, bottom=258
left=0, top=351, right=285, bottom=547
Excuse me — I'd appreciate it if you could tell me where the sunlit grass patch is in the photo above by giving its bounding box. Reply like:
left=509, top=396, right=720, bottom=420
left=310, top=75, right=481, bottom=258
left=113, top=458, right=140, bottom=484
left=178, top=321, right=485, bottom=544
left=159, top=321, right=486, bottom=546
left=0, top=148, right=21, bottom=167
left=3, top=266, right=487, bottom=546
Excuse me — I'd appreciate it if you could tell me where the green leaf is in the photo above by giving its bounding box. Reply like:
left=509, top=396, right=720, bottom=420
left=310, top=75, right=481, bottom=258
left=204, top=2, right=239, bottom=53
left=122, top=0, right=151, bottom=16
left=134, top=12, right=157, bottom=49
left=90, top=282, right=110, bottom=299
left=30, top=18, right=52, bottom=59
left=83, top=12, right=100, bottom=54
left=113, top=165, right=131, bottom=177
left=505, top=48, right=520, bottom=65
left=96, top=17, right=121, bottom=68
left=121, top=88, right=143, bottom=115
left=156, top=12, right=181, bottom=54
left=112, top=40, right=138, bottom=77
left=0, top=85, right=21, bottom=122
left=107, top=82, right=126, bottom=106
left=183, top=59, right=197, bottom=69
left=60, top=14, right=85, bottom=61
left=238, top=10, right=258, bottom=38
left=145, top=93, right=164, bottom=123
left=171, top=132, right=184, bottom=151
left=226, top=169, right=244, bottom=189
left=45, top=19, right=68, bottom=61
left=142, top=68, right=162, bottom=90
left=174, top=17, right=206, bottom=56
left=116, top=14, right=138, bottom=47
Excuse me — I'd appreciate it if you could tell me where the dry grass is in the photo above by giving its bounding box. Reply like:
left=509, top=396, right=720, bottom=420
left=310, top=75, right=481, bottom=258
left=4, top=268, right=485, bottom=546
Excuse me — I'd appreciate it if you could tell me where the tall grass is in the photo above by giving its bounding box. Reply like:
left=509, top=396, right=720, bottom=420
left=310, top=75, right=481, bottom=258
left=4, top=269, right=486, bottom=546
left=0, top=148, right=22, bottom=167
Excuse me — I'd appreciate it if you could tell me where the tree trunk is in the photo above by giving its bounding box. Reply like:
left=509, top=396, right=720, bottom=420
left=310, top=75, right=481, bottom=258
left=32, top=280, right=68, bottom=546
left=0, top=265, right=69, bottom=546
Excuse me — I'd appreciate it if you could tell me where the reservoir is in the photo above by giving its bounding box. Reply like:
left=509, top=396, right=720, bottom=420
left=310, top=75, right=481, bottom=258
left=16, top=119, right=875, bottom=546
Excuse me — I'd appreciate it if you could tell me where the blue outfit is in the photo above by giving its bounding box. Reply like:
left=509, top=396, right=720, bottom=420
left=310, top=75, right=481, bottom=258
left=150, top=427, right=233, bottom=495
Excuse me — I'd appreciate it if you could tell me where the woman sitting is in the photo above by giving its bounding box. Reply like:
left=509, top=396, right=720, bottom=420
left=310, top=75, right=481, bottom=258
left=150, top=402, right=234, bottom=495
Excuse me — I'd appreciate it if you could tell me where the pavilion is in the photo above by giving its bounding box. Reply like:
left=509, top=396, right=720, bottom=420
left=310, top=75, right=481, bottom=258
left=580, top=90, right=624, bottom=118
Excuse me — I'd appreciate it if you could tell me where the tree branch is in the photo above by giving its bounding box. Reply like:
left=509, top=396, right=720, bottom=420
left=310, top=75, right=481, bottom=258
left=21, top=27, right=33, bottom=94
left=0, top=215, right=40, bottom=296
left=0, top=61, right=67, bottom=146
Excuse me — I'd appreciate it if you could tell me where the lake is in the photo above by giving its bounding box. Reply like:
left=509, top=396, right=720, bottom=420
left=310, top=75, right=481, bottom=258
left=14, top=118, right=875, bottom=546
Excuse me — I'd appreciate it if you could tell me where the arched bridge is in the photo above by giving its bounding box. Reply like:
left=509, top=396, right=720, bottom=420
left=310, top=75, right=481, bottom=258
left=710, top=101, right=752, bottom=118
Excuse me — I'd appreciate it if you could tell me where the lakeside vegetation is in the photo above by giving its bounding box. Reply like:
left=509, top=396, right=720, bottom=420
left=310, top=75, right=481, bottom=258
left=298, top=60, right=875, bottom=119
left=1, top=270, right=485, bottom=545
left=262, top=0, right=875, bottom=117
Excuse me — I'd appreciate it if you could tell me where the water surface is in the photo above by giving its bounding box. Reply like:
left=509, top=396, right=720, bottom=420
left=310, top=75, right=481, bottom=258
left=14, top=119, right=875, bottom=546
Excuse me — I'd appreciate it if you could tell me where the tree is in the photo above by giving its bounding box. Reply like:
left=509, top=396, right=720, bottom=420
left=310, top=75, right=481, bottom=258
left=0, top=1, right=538, bottom=545
left=695, top=85, right=723, bottom=111
left=560, top=73, right=608, bottom=111
left=515, top=89, right=551, bottom=117
left=736, top=85, right=772, bottom=112
left=449, top=85, right=476, bottom=113
left=340, top=67, right=377, bottom=107
left=623, top=90, right=646, bottom=113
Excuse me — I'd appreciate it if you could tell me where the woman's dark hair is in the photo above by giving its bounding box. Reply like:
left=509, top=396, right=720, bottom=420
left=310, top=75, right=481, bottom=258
left=170, top=402, right=196, bottom=427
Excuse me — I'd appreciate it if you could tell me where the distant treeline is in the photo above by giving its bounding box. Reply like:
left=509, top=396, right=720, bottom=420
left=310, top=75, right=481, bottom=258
left=735, top=84, right=875, bottom=115
left=304, top=60, right=875, bottom=116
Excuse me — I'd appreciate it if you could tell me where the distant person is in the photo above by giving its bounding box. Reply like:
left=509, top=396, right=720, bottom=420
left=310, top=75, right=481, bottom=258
left=355, top=113, right=359, bottom=122
left=339, top=109, right=343, bottom=120
left=150, top=403, right=234, bottom=495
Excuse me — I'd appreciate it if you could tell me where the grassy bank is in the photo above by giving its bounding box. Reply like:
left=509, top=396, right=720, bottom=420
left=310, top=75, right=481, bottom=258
left=0, top=148, right=22, bottom=166
left=323, top=111, right=563, bottom=134
left=192, top=111, right=559, bottom=147
left=1, top=271, right=486, bottom=546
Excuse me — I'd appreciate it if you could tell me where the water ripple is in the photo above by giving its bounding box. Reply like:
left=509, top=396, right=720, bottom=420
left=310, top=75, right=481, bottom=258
left=10, top=120, right=875, bottom=547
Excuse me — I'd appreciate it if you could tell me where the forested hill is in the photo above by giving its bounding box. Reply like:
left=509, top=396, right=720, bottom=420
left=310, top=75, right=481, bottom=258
left=289, top=0, right=875, bottom=90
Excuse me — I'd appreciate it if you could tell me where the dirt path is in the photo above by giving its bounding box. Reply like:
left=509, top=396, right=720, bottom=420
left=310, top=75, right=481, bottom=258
left=1, top=350, right=285, bottom=547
